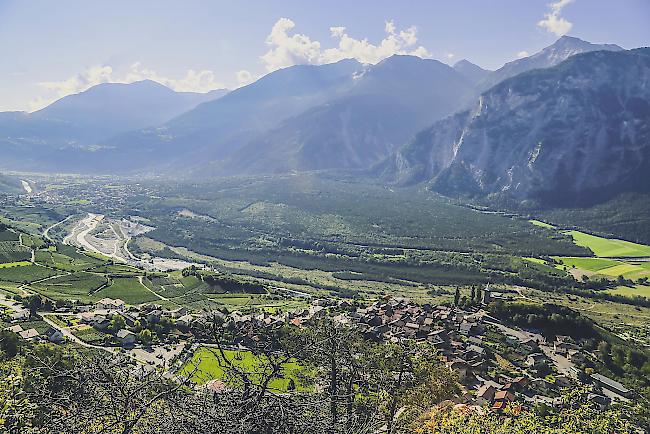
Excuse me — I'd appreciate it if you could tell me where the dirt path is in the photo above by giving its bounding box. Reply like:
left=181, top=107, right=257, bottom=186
left=138, top=275, right=168, bottom=301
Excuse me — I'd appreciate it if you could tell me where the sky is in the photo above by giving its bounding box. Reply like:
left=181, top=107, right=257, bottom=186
left=1, top=0, right=649, bottom=112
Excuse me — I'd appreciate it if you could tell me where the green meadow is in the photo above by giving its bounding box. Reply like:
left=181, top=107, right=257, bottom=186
left=553, top=256, right=650, bottom=280
left=178, top=347, right=308, bottom=392
left=0, top=261, right=31, bottom=269
left=605, top=285, right=650, bottom=298
left=95, top=277, right=160, bottom=305
left=564, top=230, right=650, bottom=257
left=529, top=219, right=555, bottom=229
left=552, top=257, right=621, bottom=272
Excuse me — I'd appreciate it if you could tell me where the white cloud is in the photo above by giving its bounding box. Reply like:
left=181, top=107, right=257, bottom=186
left=445, top=53, right=455, bottom=60
left=261, top=18, right=432, bottom=72
left=124, top=63, right=224, bottom=93
left=236, top=70, right=256, bottom=86
left=517, top=50, right=530, bottom=58
left=38, top=65, right=114, bottom=100
left=537, top=0, right=574, bottom=37
left=260, top=18, right=323, bottom=72
left=30, top=63, right=226, bottom=111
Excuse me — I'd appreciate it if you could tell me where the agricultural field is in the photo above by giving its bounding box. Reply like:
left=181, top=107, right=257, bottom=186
left=553, top=257, right=650, bottom=280
left=564, top=230, right=650, bottom=258
left=28, top=272, right=108, bottom=302
left=0, top=233, right=31, bottom=263
left=72, top=326, right=108, bottom=345
left=0, top=261, right=31, bottom=269
left=0, top=264, right=60, bottom=283
left=529, top=219, right=555, bottom=229
left=20, top=233, right=46, bottom=249
left=552, top=257, right=620, bottom=272
left=605, top=285, right=650, bottom=298
left=88, top=264, right=146, bottom=277
left=0, top=230, right=20, bottom=241
left=34, top=244, right=106, bottom=272
left=142, top=273, right=310, bottom=312
left=178, top=347, right=308, bottom=391
left=43, top=314, right=80, bottom=328
left=94, top=277, right=160, bottom=305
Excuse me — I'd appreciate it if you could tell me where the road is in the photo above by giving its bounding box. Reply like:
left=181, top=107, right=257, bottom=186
left=40, top=314, right=117, bottom=354
left=43, top=215, right=74, bottom=243
left=73, top=213, right=105, bottom=254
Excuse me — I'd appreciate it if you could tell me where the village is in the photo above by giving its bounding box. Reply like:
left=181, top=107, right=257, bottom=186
left=0, top=282, right=632, bottom=414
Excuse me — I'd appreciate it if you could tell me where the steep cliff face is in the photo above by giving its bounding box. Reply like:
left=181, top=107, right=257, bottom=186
left=381, top=48, right=650, bottom=205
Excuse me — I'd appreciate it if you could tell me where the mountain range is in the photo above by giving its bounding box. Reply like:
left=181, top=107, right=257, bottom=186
left=0, top=35, right=646, bottom=206
left=0, top=80, right=227, bottom=171
left=378, top=47, right=650, bottom=205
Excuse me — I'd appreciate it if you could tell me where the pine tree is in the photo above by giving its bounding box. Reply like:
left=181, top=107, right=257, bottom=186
left=454, top=287, right=460, bottom=306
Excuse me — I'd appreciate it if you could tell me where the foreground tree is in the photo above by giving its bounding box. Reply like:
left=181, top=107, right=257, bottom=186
left=413, top=387, right=633, bottom=434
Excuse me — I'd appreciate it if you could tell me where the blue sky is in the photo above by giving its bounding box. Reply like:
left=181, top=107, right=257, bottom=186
left=1, top=0, right=649, bottom=111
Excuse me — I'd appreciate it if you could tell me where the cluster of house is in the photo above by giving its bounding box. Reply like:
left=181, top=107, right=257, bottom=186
left=2, top=291, right=632, bottom=408
left=185, top=296, right=629, bottom=411
left=76, top=298, right=194, bottom=346
left=5, top=323, right=64, bottom=344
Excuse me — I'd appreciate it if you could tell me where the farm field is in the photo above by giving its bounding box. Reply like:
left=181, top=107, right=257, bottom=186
left=0, top=230, right=20, bottom=241
left=88, top=264, right=145, bottom=277
left=206, top=293, right=308, bottom=312
left=529, top=219, right=555, bottom=229
left=552, top=257, right=621, bottom=272
left=522, top=257, right=547, bottom=265
left=29, top=272, right=108, bottom=302
left=605, top=285, right=650, bottom=298
left=0, top=240, right=31, bottom=263
left=177, top=347, right=308, bottom=391
left=0, top=261, right=31, bottom=269
left=95, top=277, right=160, bottom=304
left=0, top=264, right=60, bottom=283
left=553, top=257, right=650, bottom=280
left=564, top=230, right=650, bottom=258
left=72, top=326, right=108, bottom=345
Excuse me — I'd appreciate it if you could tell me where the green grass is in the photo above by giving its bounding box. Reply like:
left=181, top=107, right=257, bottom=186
left=565, top=230, right=650, bottom=258
left=88, top=264, right=145, bottom=277
left=29, top=272, right=107, bottom=302
left=597, top=263, right=645, bottom=277
left=16, top=319, right=50, bottom=334
left=34, top=244, right=108, bottom=272
left=177, top=347, right=308, bottom=391
left=0, top=261, right=31, bottom=269
left=605, top=285, right=650, bottom=298
left=553, top=257, right=650, bottom=280
left=553, top=257, right=621, bottom=272
left=523, top=257, right=548, bottom=265
left=0, top=240, right=31, bottom=263
left=0, top=230, right=20, bottom=242
left=529, top=220, right=555, bottom=229
left=20, top=234, right=46, bottom=249
left=72, top=326, right=107, bottom=345
left=43, top=314, right=79, bottom=328
left=94, top=277, right=159, bottom=305
left=0, top=264, right=60, bottom=283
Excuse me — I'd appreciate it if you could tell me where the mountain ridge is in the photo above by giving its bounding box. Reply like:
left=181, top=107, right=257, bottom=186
left=378, top=47, right=650, bottom=206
